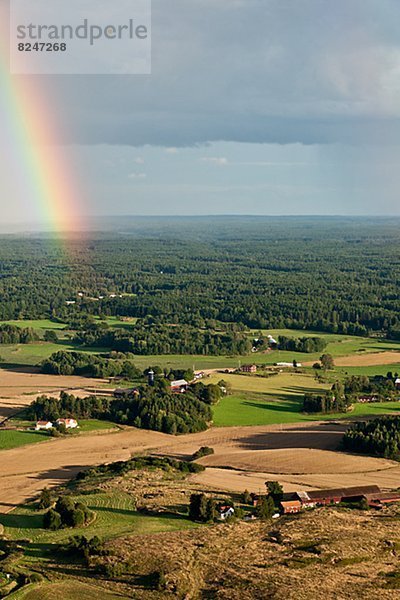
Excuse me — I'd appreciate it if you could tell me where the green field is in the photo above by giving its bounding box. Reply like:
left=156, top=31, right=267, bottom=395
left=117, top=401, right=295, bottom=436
left=0, top=320, right=67, bottom=331
left=0, top=430, right=50, bottom=451
left=0, top=321, right=400, bottom=371
left=9, top=581, right=128, bottom=600
left=0, top=421, right=120, bottom=452
left=76, top=419, right=120, bottom=432
left=1, top=491, right=197, bottom=557
left=210, top=371, right=400, bottom=426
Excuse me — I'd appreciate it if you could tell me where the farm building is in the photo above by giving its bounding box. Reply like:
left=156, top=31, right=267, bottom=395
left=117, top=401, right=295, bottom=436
left=357, top=395, right=379, bottom=403
left=395, top=378, right=400, bottom=389
left=280, top=500, right=302, bottom=514
left=35, top=421, right=53, bottom=431
left=365, top=491, right=400, bottom=509
left=241, top=364, right=257, bottom=373
left=276, top=362, right=302, bottom=368
left=294, top=485, right=381, bottom=508
left=218, top=505, right=235, bottom=520
left=170, top=379, right=189, bottom=393
left=56, top=418, right=78, bottom=429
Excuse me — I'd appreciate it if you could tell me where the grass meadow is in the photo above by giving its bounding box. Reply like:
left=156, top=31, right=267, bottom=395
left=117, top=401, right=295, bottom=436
left=1, top=490, right=197, bottom=559
left=209, top=371, right=400, bottom=427
left=0, top=321, right=400, bottom=371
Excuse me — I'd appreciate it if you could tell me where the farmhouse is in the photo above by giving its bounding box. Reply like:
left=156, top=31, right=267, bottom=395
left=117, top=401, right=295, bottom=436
left=35, top=421, right=53, bottom=430
left=56, top=418, right=78, bottom=429
left=170, top=379, right=189, bottom=393
left=280, top=500, right=302, bottom=514
left=395, top=378, right=400, bottom=390
left=218, top=505, right=235, bottom=520
left=241, top=364, right=257, bottom=373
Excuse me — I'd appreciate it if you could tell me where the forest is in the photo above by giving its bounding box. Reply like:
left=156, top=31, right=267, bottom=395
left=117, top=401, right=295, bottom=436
left=342, top=417, right=400, bottom=460
left=1, top=218, right=400, bottom=337
left=73, top=322, right=252, bottom=355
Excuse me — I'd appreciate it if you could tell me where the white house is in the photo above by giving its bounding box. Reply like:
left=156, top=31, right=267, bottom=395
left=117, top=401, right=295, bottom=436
left=56, top=418, right=78, bottom=429
left=35, top=421, right=53, bottom=430
left=219, top=506, right=235, bottom=520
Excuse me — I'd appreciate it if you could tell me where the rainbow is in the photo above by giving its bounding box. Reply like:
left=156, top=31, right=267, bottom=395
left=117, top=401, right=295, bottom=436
left=0, top=6, right=86, bottom=239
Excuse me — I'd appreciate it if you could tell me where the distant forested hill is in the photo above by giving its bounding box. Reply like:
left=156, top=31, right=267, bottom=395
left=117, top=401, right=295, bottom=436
left=1, top=217, right=400, bottom=336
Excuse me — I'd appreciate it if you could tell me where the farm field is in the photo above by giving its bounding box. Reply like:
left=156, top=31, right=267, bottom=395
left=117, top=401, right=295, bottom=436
left=1, top=490, right=196, bottom=554
left=0, top=369, right=107, bottom=398
left=209, top=371, right=400, bottom=427
left=0, top=430, right=49, bottom=451
left=9, top=581, right=128, bottom=600
left=0, top=320, right=67, bottom=332
left=1, top=419, right=400, bottom=511
left=1, top=322, right=400, bottom=372
left=0, top=420, right=120, bottom=451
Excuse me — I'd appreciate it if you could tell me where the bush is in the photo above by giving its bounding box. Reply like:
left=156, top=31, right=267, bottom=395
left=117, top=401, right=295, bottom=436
left=70, top=508, right=85, bottom=527
left=44, top=496, right=93, bottom=529
left=43, top=509, right=62, bottom=530
left=38, top=487, right=53, bottom=510
left=191, top=446, right=214, bottom=461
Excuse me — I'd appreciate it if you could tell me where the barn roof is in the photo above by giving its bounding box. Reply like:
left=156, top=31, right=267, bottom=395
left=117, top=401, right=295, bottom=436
left=306, top=485, right=381, bottom=500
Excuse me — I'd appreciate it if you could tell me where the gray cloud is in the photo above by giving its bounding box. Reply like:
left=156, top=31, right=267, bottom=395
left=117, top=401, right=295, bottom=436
left=45, top=0, right=400, bottom=146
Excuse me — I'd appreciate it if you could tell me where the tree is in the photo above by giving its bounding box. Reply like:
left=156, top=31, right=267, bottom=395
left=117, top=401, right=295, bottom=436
left=242, top=489, right=252, bottom=504
left=320, top=353, right=334, bottom=370
left=265, top=481, right=283, bottom=502
left=189, top=493, right=216, bottom=522
left=70, top=508, right=85, bottom=527
left=44, top=330, right=58, bottom=343
left=43, top=509, right=62, bottom=530
left=256, top=496, right=276, bottom=520
left=38, top=487, right=53, bottom=510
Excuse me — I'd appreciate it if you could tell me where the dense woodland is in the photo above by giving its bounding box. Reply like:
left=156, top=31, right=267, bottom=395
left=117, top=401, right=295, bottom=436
left=1, top=218, right=400, bottom=337
left=343, top=417, right=400, bottom=460
left=73, top=322, right=252, bottom=355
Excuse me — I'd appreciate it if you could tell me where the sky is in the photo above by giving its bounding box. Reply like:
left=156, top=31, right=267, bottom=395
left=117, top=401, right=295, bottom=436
left=2, top=0, right=400, bottom=226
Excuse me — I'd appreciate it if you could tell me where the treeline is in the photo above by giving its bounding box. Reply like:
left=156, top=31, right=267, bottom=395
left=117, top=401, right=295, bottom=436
left=303, top=375, right=400, bottom=414
left=303, top=392, right=351, bottom=414
left=2, top=219, right=400, bottom=337
left=28, top=392, right=112, bottom=421
left=41, top=351, right=143, bottom=378
left=277, top=335, right=327, bottom=353
left=343, top=417, right=400, bottom=460
left=343, top=374, right=399, bottom=401
left=0, top=324, right=39, bottom=344
left=28, top=381, right=221, bottom=434
left=73, top=323, right=252, bottom=356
